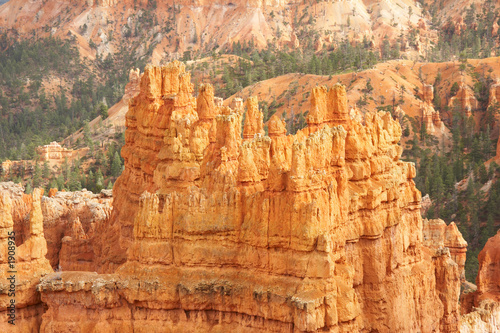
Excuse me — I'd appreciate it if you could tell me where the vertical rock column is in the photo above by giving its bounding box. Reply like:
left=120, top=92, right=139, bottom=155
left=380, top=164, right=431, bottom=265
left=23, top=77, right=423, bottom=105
left=0, top=188, right=52, bottom=333
left=328, top=83, right=350, bottom=129
left=243, top=96, right=265, bottom=140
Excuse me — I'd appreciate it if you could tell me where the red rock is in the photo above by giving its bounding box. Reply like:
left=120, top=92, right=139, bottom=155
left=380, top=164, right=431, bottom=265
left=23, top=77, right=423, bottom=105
left=420, top=84, right=446, bottom=135
left=37, top=62, right=465, bottom=332
left=418, top=18, right=427, bottom=31
left=0, top=186, right=52, bottom=333
left=423, top=218, right=468, bottom=280
left=36, top=141, right=75, bottom=162
left=476, top=230, right=500, bottom=302
left=47, top=188, right=57, bottom=198
left=461, top=231, right=500, bottom=332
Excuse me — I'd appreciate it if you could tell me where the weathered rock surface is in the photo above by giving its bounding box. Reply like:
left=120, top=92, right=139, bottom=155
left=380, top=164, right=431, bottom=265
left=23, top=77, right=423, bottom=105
left=0, top=0, right=429, bottom=59
left=448, top=80, right=478, bottom=117
left=475, top=230, right=500, bottom=303
left=460, top=230, right=500, bottom=332
left=0, top=182, right=113, bottom=331
left=36, top=141, right=77, bottom=162
left=36, top=61, right=465, bottom=332
left=42, top=189, right=113, bottom=271
left=421, top=84, right=446, bottom=135
left=423, top=218, right=468, bottom=281
left=0, top=185, right=52, bottom=333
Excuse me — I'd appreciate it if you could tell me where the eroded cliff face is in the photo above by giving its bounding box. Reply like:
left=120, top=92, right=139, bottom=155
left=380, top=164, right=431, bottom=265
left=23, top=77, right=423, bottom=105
left=423, top=218, right=468, bottom=281
left=0, top=185, right=52, bottom=333
left=460, top=230, right=500, bottom=332
left=420, top=84, right=447, bottom=135
left=0, top=183, right=113, bottom=332
left=0, top=0, right=429, bottom=59
left=41, top=189, right=113, bottom=271
left=448, top=80, right=478, bottom=117
left=31, top=61, right=466, bottom=332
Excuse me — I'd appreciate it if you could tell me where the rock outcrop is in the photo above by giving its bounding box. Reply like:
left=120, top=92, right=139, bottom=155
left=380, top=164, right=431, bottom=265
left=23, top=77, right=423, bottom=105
left=423, top=218, right=468, bottom=281
left=460, top=230, right=500, bottom=332
left=448, top=80, right=478, bottom=117
left=475, top=230, right=500, bottom=303
left=41, top=189, right=113, bottom=271
left=488, top=78, right=500, bottom=108
left=420, top=84, right=446, bottom=134
left=0, top=183, right=112, bottom=331
left=497, top=134, right=500, bottom=160
left=36, top=61, right=465, bottom=332
left=123, top=68, right=141, bottom=104
left=36, top=141, right=77, bottom=162
left=0, top=185, right=52, bottom=333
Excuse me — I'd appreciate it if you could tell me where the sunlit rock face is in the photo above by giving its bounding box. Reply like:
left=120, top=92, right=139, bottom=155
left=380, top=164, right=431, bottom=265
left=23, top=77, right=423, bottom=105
left=0, top=185, right=52, bottom=333
left=0, top=62, right=469, bottom=332
left=29, top=61, right=465, bottom=332
left=460, top=231, right=500, bottom=333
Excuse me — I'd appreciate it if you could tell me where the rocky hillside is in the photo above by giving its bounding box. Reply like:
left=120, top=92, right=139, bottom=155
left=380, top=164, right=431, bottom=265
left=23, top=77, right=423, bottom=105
left=1, top=0, right=500, bottom=163
left=0, top=0, right=428, bottom=58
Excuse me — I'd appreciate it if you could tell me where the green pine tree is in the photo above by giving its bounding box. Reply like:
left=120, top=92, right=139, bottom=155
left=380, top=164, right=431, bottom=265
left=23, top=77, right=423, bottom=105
left=110, top=151, right=122, bottom=177
left=33, top=163, right=42, bottom=188
left=95, top=168, right=104, bottom=193
left=42, top=161, right=50, bottom=179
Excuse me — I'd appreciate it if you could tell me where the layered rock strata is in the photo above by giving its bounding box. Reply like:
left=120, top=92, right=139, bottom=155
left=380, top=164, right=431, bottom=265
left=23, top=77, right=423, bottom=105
left=37, top=61, right=464, bottom=332
left=448, top=81, right=478, bottom=117
left=0, top=186, right=52, bottom=332
left=36, top=141, right=77, bottom=162
left=41, top=189, right=113, bottom=271
left=423, top=218, right=468, bottom=280
left=460, top=230, right=500, bottom=332
left=421, top=84, right=446, bottom=134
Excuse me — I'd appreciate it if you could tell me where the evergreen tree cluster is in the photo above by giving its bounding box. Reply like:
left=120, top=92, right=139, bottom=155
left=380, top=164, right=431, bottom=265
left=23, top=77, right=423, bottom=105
left=218, top=39, right=382, bottom=99
left=428, top=1, right=500, bottom=61
left=407, top=105, right=499, bottom=281
left=0, top=36, right=148, bottom=161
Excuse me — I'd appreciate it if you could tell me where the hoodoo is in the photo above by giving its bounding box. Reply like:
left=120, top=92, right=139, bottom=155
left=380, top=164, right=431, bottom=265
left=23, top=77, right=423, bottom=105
left=0, top=61, right=470, bottom=332
left=35, top=61, right=464, bottom=332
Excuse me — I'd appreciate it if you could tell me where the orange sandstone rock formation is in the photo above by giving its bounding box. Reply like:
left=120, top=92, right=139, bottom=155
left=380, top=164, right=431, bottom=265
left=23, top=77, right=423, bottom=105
left=0, top=182, right=112, bottom=332
left=36, top=61, right=466, bottom=332
left=476, top=230, right=500, bottom=303
left=36, top=141, right=77, bottom=162
left=488, top=77, right=500, bottom=107
left=460, top=230, right=500, bottom=332
left=421, top=84, right=446, bottom=135
left=423, top=218, right=468, bottom=281
left=497, top=133, right=500, bottom=160
left=0, top=186, right=52, bottom=333
left=41, top=189, right=113, bottom=270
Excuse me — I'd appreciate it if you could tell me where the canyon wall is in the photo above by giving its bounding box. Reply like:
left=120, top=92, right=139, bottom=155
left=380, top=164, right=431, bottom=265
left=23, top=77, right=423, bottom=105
left=36, top=61, right=465, bottom=332
left=460, top=231, right=500, bottom=332
left=422, top=218, right=467, bottom=281
left=0, top=183, right=112, bottom=331
left=41, top=189, right=113, bottom=271
left=448, top=80, right=478, bottom=117
left=0, top=185, right=52, bottom=332
left=0, top=0, right=429, bottom=59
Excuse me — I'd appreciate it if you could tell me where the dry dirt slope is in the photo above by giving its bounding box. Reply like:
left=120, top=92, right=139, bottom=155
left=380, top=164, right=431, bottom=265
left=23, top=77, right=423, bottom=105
left=0, top=0, right=434, bottom=60
left=224, top=57, right=500, bottom=129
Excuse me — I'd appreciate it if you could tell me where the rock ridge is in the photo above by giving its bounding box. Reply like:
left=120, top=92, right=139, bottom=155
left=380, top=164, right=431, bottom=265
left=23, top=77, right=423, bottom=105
left=41, top=60, right=465, bottom=332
